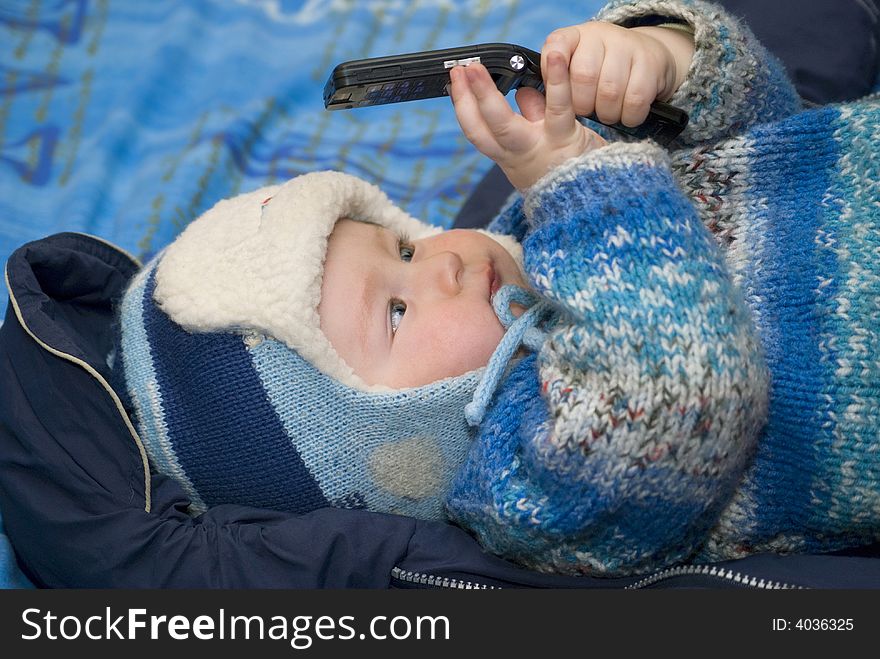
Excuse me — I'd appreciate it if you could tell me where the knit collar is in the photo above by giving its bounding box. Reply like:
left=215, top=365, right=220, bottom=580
left=465, top=284, right=553, bottom=426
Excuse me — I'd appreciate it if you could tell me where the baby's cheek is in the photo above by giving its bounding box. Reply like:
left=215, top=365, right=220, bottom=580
left=392, top=300, right=506, bottom=386
left=443, top=303, right=506, bottom=371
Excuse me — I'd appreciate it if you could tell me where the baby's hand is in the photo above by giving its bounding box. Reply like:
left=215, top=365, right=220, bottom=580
left=541, top=21, right=692, bottom=127
left=449, top=53, right=606, bottom=191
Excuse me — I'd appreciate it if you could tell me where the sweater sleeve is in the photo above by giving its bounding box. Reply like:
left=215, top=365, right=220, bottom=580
left=446, top=142, right=770, bottom=576
left=595, top=0, right=803, bottom=146
left=486, top=191, right=527, bottom=242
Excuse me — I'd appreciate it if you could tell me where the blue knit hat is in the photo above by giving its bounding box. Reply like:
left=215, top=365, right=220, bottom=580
left=115, top=171, right=525, bottom=519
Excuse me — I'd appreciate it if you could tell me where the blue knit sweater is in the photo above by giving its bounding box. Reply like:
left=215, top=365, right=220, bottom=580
left=445, top=0, right=880, bottom=575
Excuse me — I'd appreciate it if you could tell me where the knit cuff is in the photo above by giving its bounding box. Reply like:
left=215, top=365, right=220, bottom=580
left=522, top=141, right=671, bottom=226
left=595, top=0, right=801, bottom=145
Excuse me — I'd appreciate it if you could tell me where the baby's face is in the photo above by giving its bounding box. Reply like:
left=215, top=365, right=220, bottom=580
left=319, top=219, right=528, bottom=388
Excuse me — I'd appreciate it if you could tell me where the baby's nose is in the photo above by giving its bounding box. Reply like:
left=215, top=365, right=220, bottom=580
left=419, top=251, right=463, bottom=296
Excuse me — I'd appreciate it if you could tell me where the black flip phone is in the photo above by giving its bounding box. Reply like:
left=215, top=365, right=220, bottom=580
left=323, top=43, right=689, bottom=145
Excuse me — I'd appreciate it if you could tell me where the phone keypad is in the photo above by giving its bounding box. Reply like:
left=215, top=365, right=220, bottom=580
left=361, top=77, right=444, bottom=105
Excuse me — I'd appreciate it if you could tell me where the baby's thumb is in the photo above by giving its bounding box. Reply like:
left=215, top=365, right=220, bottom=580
left=515, top=87, right=545, bottom=122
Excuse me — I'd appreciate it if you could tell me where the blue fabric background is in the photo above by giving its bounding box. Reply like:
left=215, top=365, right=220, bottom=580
left=0, top=510, right=33, bottom=589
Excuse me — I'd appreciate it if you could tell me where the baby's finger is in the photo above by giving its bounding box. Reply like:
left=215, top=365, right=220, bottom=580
left=541, top=27, right=580, bottom=80
left=542, top=49, right=578, bottom=141
left=448, top=66, right=502, bottom=157
left=463, top=64, right=528, bottom=146
left=515, top=87, right=545, bottom=122
left=619, top=56, right=656, bottom=127
left=569, top=39, right=604, bottom=117
left=595, top=50, right=632, bottom=125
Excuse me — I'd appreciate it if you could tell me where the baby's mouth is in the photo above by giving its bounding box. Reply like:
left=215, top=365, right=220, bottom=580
left=487, top=261, right=500, bottom=301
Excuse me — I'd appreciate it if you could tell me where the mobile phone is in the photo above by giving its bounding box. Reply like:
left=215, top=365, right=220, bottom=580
left=323, top=43, right=689, bottom=145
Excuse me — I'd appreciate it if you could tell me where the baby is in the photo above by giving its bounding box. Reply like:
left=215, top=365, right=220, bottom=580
left=116, top=0, right=880, bottom=576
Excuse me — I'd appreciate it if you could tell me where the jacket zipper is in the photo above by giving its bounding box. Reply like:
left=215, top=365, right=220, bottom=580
left=391, top=567, right=499, bottom=589
left=391, top=564, right=805, bottom=590
left=623, top=563, right=804, bottom=589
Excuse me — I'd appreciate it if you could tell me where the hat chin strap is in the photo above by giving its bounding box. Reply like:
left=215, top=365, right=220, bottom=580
left=464, top=285, right=552, bottom=427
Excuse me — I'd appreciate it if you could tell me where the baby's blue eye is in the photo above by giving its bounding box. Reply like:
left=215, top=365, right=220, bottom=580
left=398, top=239, right=414, bottom=262
left=390, top=300, right=407, bottom=334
